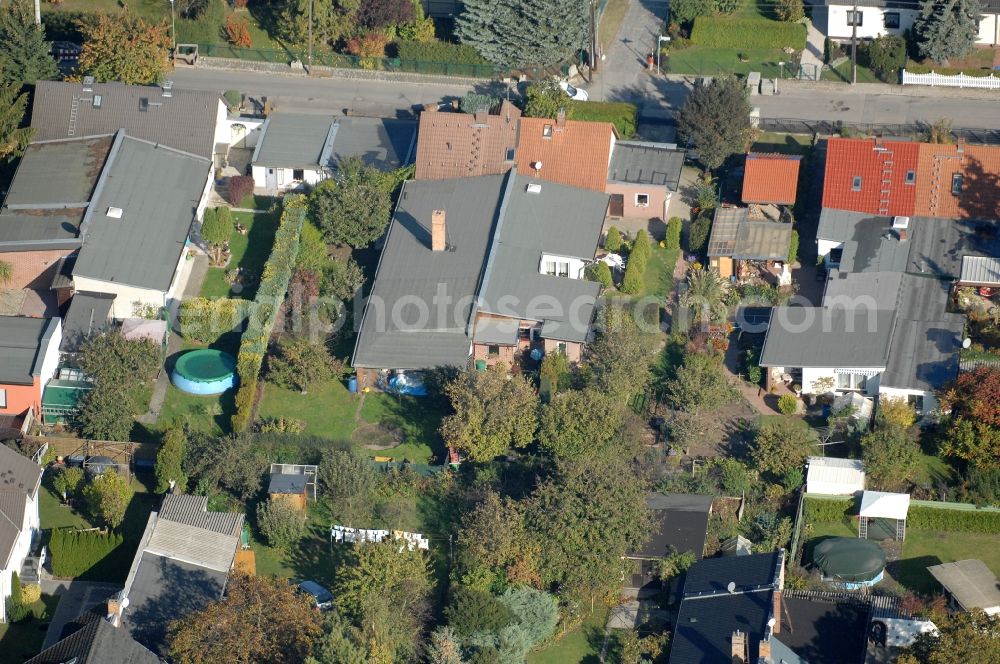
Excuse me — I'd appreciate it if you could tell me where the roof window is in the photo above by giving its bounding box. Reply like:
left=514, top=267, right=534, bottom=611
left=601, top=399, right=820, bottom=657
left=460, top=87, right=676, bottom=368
left=905, top=170, right=915, bottom=184
left=851, top=176, right=862, bottom=191
left=93, top=94, right=102, bottom=109
left=106, top=207, right=123, bottom=219
left=542, top=124, right=553, bottom=138
left=952, top=173, right=964, bottom=195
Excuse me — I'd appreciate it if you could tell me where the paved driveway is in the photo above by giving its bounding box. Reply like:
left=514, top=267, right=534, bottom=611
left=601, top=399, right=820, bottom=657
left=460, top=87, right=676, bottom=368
left=41, top=580, right=123, bottom=650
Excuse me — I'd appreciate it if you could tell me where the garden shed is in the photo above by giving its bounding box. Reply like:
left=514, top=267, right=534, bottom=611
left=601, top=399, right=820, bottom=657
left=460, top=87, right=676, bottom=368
left=927, top=559, right=1000, bottom=616
left=805, top=457, right=865, bottom=496
left=811, top=537, right=886, bottom=589
left=859, top=490, right=910, bottom=541
left=267, top=463, right=317, bottom=511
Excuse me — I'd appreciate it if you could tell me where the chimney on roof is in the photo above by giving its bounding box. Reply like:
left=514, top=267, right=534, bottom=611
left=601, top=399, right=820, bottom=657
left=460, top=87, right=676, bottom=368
left=474, top=109, right=489, bottom=125
left=957, top=138, right=966, bottom=154
left=893, top=215, right=910, bottom=242
left=162, top=80, right=173, bottom=98
left=106, top=593, right=127, bottom=626
left=556, top=108, right=567, bottom=127
left=82, top=75, right=94, bottom=92
left=758, top=636, right=772, bottom=662
left=432, top=209, right=447, bottom=251
left=731, top=631, right=748, bottom=663
left=771, top=591, right=782, bottom=635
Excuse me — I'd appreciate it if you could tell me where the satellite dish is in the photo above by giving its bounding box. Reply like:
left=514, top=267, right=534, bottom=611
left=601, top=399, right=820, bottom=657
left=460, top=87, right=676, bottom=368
left=532, top=161, right=543, bottom=171
left=963, top=338, right=972, bottom=349
left=767, top=617, right=776, bottom=628
left=121, top=597, right=130, bottom=609
left=727, top=581, right=737, bottom=593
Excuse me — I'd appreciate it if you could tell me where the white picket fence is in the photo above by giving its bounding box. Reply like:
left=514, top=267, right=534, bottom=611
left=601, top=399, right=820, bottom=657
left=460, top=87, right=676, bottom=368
left=901, top=68, right=1000, bottom=89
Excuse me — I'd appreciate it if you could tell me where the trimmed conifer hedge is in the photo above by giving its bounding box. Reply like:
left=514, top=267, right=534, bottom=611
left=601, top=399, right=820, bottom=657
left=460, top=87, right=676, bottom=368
left=49, top=528, right=124, bottom=578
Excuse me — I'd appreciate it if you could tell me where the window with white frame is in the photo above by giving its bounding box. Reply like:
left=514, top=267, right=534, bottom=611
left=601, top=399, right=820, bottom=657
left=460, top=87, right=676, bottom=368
left=0, top=389, right=6, bottom=409
left=906, top=394, right=924, bottom=412
left=635, top=193, right=650, bottom=208
left=836, top=372, right=868, bottom=391
left=557, top=262, right=569, bottom=277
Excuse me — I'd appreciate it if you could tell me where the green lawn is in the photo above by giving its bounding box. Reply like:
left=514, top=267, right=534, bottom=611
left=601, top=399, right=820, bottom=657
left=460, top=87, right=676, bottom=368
left=821, top=60, right=881, bottom=84
left=642, top=243, right=680, bottom=301
left=42, top=0, right=168, bottom=22
left=0, top=594, right=61, bottom=663
left=39, top=484, right=91, bottom=532
left=527, top=606, right=608, bottom=664
left=200, top=210, right=280, bottom=300
left=667, top=47, right=795, bottom=78
left=897, top=530, right=1000, bottom=595
left=258, top=381, right=446, bottom=464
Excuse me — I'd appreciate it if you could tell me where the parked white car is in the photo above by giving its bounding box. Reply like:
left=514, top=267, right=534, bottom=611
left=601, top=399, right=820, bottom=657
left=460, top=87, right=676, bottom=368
left=559, top=80, right=589, bottom=101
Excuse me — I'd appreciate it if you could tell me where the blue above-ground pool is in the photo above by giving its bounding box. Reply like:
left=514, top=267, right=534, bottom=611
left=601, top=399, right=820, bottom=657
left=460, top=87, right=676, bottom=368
left=387, top=371, right=427, bottom=396
left=171, top=349, right=237, bottom=395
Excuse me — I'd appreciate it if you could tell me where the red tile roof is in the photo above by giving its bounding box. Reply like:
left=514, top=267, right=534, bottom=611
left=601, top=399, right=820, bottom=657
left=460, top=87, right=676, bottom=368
left=413, top=101, right=521, bottom=180
left=514, top=117, right=616, bottom=192
left=821, top=138, right=919, bottom=217
left=741, top=153, right=801, bottom=204
left=915, top=142, right=1000, bottom=219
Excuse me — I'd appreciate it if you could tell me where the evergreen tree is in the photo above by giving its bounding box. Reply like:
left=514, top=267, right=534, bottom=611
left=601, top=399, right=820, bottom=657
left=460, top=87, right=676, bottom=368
left=0, top=0, right=58, bottom=86
left=0, top=84, right=33, bottom=161
left=155, top=428, right=188, bottom=493
left=913, top=0, right=983, bottom=65
left=455, top=0, right=587, bottom=68
left=676, top=76, right=752, bottom=172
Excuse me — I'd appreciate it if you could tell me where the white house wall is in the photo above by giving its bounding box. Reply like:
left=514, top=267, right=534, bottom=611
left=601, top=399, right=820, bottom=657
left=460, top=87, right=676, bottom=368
left=38, top=319, right=62, bottom=389
left=251, top=165, right=325, bottom=192
left=825, top=5, right=1000, bottom=45
left=72, top=276, right=168, bottom=320
left=793, top=366, right=883, bottom=395
left=879, top=385, right=938, bottom=414
left=539, top=253, right=589, bottom=279
left=817, top=239, right=843, bottom=260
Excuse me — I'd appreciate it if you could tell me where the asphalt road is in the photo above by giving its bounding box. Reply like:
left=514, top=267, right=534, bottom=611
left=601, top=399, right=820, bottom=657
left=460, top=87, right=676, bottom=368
left=169, top=66, right=1000, bottom=131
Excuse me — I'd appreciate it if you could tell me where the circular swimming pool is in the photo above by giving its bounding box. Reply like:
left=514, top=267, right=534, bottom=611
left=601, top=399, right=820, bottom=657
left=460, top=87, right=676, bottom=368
left=171, top=349, right=237, bottom=395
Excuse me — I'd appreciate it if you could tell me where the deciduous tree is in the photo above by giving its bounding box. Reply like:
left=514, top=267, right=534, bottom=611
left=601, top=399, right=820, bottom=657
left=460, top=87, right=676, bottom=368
left=52, top=467, right=84, bottom=502
left=78, top=333, right=159, bottom=387
left=862, top=422, right=921, bottom=491
left=76, top=384, right=136, bottom=441
left=425, top=626, right=466, bottom=664
left=440, top=366, right=538, bottom=461
left=444, top=586, right=513, bottom=637
left=939, top=366, right=1000, bottom=426
left=167, top=573, right=322, bottom=664
left=308, top=156, right=392, bottom=248
left=537, top=388, right=625, bottom=460
left=663, top=351, right=737, bottom=413
left=267, top=337, right=343, bottom=393
left=457, top=491, right=540, bottom=589
left=897, top=609, right=1000, bottom=664
left=456, top=0, right=587, bottom=68
left=676, top=76, right=752, bottom=171
left=0, top=0, right=58, bottom=86
left=749, top=416, right=818, bottom=477
left=83, top=469, right=134, bottom=529
left=76, top=12, right=171, bottom=85
left=585, top=306, right=654, bottom=403
left=317, top=447, right=383, bottom=523
left=257, top=499, right=306, bottom=550
left=185, top=432, right=268, bottom=500
left=913, top=0, right=983, bottom=65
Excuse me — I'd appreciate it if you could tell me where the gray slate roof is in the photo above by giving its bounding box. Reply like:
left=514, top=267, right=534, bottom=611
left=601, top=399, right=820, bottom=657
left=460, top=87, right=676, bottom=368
left=0, top=316, right=58, bottom=384
left=0, top=445, right=42, bottom=569
left=31, top=80, right=221, bottom=159
left=473, top=316, right=519, bottom=345
left=759, top=307, right=895, bottom=368
left=60, top=291, right=115, bottom=352
left=253, top=114, right=415, bottom=171
left=608, top=141, right=684, bottom=190
left=26, top=605, right=160, bottom=664
left=353, top=175, right=504, bottom=369
left=906, top=216, right=1000, bottom=280
left=837, top=216, right=910, bottom=273
left=123, top=552, right=228, bottom=655
left=72, top=135, right=210, bottom=291
left=823, top=270, right=903, bottom=310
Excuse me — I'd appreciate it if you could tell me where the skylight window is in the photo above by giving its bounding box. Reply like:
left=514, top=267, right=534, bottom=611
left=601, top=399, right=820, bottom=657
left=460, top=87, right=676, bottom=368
left=851, top=176, right=862, bottom=191
left=952, top=173, right=964, bottom=195
left=905, top=170, right=915, bottom=184
left=106, top=207, right=123, bottom=219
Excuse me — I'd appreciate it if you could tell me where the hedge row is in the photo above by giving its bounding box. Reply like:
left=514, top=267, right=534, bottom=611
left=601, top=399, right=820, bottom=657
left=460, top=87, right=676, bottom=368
left=396, top=40, right=491, bottom=66
left=178, top=297, right=249, bottom=343
left=907, top=505, right=1000, bottom=533
left=231, top=196, right=307, bottom=432
left=49, top=528, right=124, bottom=578
left=569, top=101, right=638, bottom=139
left=691, top=17, right=806, bottom=50
left=905, top=65, right=997, bottom=77
left=803, top=496, right=854, bottom=523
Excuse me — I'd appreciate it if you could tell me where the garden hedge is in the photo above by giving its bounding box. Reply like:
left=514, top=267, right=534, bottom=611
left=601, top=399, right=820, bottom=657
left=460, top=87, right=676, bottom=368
left=803, top=496, right=854, bottom=523
left=907, top=505, right=1000, bottom=533
left=178, top=298, right=249, bottom=343
left=905, top=64, right=996, bottom=77
left=49, top=528, right=124, bottom=578
left=691, top=17, right=806, bottom=50
left=231, top=196, right=307, bottom=432
left=396, top=40, right=491, bottom=66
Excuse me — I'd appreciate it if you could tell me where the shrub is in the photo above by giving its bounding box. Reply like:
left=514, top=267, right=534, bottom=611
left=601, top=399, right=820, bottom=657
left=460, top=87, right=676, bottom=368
left=907, top=505, right=1000, bottom=533
left=632, top=229, right=652, bottom=264
left=604, top=226, right=622, bottom=252
left=226, top=175, right=254, bottom=206
left=823, top=37, right=833, bottom=64
left=788, top=229, right=799, bottom=264
left=21, top=583, right=41, bottom=605
left=689, top=214, right=712, bottom=255
left=6, top=572, right=29, bottom=623
left=267, top=337, right=344, bottom=393
left=670, top=0, right=713, bottom=24
left=52, top=466, right=85, bottom=501
left=666, top=217, right=683, bottom=250
left=620, top=256, right=645, bottom=294
left=202, top=206, right=234, bottom=247
left=223, top=89, right=241, bottom=111
left=586, top=262, right=613, bottom=289
left=863, top=34, right=906, bottom=77
left=445, top=586, right=514, bottom=637
left=714, top=0, right=741, bottom=13
left=223, top=15, right=251, bottom=48
left=256, top=499, right=306, bottom=550
left=779, top=393, right=801, bottom=413
left=569, top=101, right=638, bottom=139
left=178, top=298, right=246, bottom=343
left=690, top=17, right=806, bottom=50
left=775, top=0, right=804, bottom=21
left=460, top=93, right=500, bottom=114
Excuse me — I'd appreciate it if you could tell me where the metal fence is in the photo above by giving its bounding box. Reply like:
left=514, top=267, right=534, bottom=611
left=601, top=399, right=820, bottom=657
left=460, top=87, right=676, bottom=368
left=196, top=43, right=499, bottom=78
left=756, top=117, right=1000, bottom=144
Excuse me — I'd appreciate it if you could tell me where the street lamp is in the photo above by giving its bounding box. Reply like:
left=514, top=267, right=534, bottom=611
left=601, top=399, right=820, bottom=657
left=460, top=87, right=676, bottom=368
left=656, top=35, right=671, bottom=76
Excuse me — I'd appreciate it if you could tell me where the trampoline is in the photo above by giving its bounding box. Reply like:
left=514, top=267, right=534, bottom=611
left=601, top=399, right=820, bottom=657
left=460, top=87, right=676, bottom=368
left=171, top=349, right=237, bottom=395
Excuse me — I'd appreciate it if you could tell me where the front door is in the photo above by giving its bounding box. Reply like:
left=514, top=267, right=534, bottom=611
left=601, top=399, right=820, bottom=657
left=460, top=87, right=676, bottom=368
left=265, top=168, right=277, bottom=194
left=609, top=193, right=624, bottom=217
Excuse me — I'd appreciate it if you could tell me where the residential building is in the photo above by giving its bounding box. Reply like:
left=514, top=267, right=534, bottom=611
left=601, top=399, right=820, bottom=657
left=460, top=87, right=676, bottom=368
left=624, top=494, right=712, bottom=593
left=57, top=291, right=115, bottom=354
left=414, top=101, right=521, bottom=180
left=352, top=171, right=609, bottom=388
left=607, top=141, right=685, bottom=220
left=514, top=114, right=616, bottom=192
left=112, top=494, right=244, bottom=654
left=0, top=131, right=211, bottom=320
left=250, top=113, right=415, bottom=194
left=0, top=316, right=61, bottom=421
left=813, top=0, right=1000, bottom=46
left=31, top=79, right=227, bottom=162
left=26, top=602, right=160, bottom=663
left=0, top=444, right=43, bottom=623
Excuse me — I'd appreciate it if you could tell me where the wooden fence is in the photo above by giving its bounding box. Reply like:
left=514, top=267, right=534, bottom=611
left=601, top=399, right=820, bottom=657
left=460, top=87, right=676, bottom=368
left=902, top=69, right=1000, bottom=89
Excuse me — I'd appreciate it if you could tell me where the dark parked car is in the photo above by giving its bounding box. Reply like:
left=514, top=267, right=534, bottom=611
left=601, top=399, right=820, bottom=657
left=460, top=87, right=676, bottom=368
left=297, top=580, right=333, bottom=611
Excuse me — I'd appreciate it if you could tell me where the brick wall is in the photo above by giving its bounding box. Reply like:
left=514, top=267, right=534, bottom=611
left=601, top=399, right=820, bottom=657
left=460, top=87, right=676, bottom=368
left=0, top=249, right=75, bottom=290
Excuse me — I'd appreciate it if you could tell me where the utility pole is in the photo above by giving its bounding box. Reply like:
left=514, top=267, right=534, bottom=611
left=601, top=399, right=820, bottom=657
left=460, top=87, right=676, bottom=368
left=308, top=0, right=314, bottom=72
left=34, top=0, right=40, bottom=24
left=850, top=0, right=858, bottom=85
left=169, top=0, right=176, bottom=55
left=589, top=0, right=597, bottom=81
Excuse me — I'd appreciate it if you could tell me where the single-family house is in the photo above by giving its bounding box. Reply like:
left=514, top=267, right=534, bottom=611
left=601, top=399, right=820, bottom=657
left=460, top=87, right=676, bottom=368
left=414, top=101, right=521, bottom=180
left=26, top=602, right=160, bottom=663
left=112, top=494, right=244, bottom=654
left=514, top=114, right=616, bottom=193
left=31, top=79, right=227, bottom=163
left=250, top=113, right=415, bottom=194
left=742, top=153, right=801, bottom=207
left=812, top=0, right=1000, bottom=47
left=0, top=316, right=61, bottom=422
left=606, top=141, right=685, bottom=220
left=352, top=171, right=609, bottom=389
left=0, top=444, right=43, bottom=623
left=706, top=207, right=794, bottom=284
left=623, top=493, right=712, bottom=593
